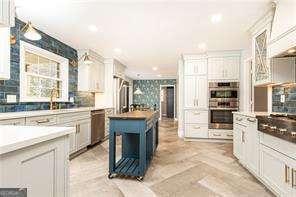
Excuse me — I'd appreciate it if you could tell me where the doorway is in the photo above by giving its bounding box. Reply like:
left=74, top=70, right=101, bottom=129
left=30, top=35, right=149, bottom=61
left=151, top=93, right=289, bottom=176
left=160, top=85, right=175, bottom=119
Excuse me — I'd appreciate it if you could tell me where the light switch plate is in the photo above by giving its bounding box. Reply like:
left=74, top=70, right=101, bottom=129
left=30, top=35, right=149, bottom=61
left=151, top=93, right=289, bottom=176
left=69, top=97, right=74, bottom=103
left=280, top=94, right=285, bottom=103
left=6, top=95, right=17, bottom=103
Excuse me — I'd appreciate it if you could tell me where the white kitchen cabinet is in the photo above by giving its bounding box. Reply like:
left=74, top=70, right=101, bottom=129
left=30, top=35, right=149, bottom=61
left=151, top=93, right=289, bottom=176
left=0, top=0, right=15, bottom=27
left=260, top=145, right=292, bottom=196
left=78, top=49, right=105, bottom=93
left=208, top=56, right=240, bottom=81
left=184, top=75, right=207, bottom=109
left=76, top=118, right=91, bottom=150
left=0, top=135, right=69, bottom=197
left=0, top=118, right=25, bottom=125
left=184, top=59, right=207, bottom=75
left=184, top=110, right=208, bottom=124
left=0, top=27, right=10, bottom=80
left=113, top=59, right=126, bottom=78
left=105, top=108, right=114, bottom=137
left=245, top=117, right=259, bottom=176
left=25, top=115, right=57, bottom=126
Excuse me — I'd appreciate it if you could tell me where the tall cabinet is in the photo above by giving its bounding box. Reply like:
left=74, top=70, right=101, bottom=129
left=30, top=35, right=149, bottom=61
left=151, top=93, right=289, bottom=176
left=183, top=56, right=209, bottom=139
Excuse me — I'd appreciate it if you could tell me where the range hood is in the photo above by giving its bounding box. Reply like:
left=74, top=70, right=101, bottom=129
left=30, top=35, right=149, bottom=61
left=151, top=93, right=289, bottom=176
left=268, top=0, right=296, bottom=58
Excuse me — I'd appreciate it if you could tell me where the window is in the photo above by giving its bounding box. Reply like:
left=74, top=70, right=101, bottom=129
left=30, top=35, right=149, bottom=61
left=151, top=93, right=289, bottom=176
left=20, top=41, right=69, bottom=102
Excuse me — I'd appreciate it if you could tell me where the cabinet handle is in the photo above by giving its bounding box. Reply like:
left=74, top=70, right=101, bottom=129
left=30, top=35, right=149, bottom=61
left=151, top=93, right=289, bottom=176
left=36, top=118, right=50, bottom=124
left=285, top=165, right=290, bottom=183
left=242, top=131, right=245, bottom=143
left=193, top=126, right=200, bottom=129
left=196, top=99, right=198, bottom=106
left=236, top=117, right=243, bottom=121
left=193, top=112, right=200, bottom=115
left=247, top=118, right=256, bottom=123
left=292, top=168, right=296, bottom=188
left=227, top=134, right=233, bottom=137
left=213, top=134, right=221, bottom=137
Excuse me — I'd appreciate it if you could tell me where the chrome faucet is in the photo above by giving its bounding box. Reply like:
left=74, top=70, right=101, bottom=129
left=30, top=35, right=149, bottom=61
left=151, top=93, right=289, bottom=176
left=50, top=88, right=58, bottom=110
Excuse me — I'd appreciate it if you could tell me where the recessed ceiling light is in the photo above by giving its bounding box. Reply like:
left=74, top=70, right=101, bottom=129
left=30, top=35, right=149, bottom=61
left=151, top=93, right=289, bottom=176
left=288, top=48, right=296, bottom=54
left=113, top=48, right=122, bottom=54
left=157, top=74, right=162, bottom=77
left=211, top=14, right=222, bottom=24
left=88, top=25, right=98, bottom=32
left=152, top=67, right=158, bottom=71
left=198, top=43, right=207, bottom=50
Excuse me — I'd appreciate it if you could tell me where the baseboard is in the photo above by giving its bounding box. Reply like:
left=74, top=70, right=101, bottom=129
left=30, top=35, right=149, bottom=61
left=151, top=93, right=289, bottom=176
left=184, top=138, right=233, bottom=143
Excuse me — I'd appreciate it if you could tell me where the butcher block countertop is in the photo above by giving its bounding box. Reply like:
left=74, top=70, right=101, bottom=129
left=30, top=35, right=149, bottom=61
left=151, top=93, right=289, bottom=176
left=109, top=110, right=158, bottom=120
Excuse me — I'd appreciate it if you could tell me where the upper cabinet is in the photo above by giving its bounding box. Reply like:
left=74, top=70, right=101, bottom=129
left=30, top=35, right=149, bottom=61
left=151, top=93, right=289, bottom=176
left=249, top=9, right=273, bottom=86
left=184, top=59, right=207, bottom=75
left=269, top=0, right=296, bottom=57
left=0, top=0, right=15, bottom=27
left=78, top=49, right=105, bottom=93
left=208, top=52, right=240, bottom=81
left=113, top=59, right=126, bottom=78
left=0, top=27, right=10, bottom=80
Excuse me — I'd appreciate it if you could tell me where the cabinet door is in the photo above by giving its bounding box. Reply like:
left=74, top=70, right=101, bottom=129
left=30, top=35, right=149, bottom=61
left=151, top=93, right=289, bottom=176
left=0, top=0, right=14, bottom=27
left=260, top=145, right=289, bottom=196
left=76, top=118, right=91, bottom=150
left=184, top=59, right=207, bottom=75
left=233, top=123, right=242, bottom=160
left=208, top=58, right=224, bottom=80
left=245, top=118, right=259, bottom=176
left=196, top=76, right=208, bottom=109
left=223, top=56, right=240, bottom=80
left=0, top=27, right=10, bottom=80
left=185, top=124, right=208, bottom=138
left=184, top=76, right=196, bottom=108
left=57, top=122, right=77, bottom=154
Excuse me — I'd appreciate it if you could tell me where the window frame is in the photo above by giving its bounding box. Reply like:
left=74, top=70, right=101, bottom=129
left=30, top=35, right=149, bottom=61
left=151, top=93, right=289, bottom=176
left=20, top=41, right=69, bottom=102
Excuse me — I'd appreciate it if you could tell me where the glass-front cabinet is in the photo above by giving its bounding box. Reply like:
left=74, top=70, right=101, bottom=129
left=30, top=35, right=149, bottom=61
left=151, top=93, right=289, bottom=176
left=251, top=11, right=273, bottom=86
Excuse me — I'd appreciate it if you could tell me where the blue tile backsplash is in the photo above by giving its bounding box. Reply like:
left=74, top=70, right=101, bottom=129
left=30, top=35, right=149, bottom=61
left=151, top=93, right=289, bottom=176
left=133, top=79, right=176, bottom=109
left=272, top=85, right=296, bottom=114
left=0, top=18, right=94, bottom=112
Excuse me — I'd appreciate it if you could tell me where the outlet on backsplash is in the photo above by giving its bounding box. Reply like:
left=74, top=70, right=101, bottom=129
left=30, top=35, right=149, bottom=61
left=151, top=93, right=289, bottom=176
left=280, top=94, right=285, bottom=103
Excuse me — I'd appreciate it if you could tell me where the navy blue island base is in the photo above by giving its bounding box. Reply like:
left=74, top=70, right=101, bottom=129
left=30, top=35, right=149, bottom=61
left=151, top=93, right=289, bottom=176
left=108, top=110, right=159, bottom=180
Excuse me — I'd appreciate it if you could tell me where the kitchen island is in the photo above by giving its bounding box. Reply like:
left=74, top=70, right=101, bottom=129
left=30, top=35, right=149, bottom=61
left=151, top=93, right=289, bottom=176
left=108, top=110, right=159, bottom=180
left=0, top=125, right=75, bottom=197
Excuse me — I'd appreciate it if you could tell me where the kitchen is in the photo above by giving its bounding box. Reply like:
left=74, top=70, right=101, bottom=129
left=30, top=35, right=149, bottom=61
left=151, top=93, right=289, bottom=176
left=0, top=0, right=296, bottom=196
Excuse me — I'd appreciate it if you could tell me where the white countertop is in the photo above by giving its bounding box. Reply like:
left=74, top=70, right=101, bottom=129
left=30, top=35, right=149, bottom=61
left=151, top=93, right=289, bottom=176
left=233, top=111, right=269, bottom=117
left=0, top=125, right=75, bottom=155
left=0, top=106, right=114, bottom=120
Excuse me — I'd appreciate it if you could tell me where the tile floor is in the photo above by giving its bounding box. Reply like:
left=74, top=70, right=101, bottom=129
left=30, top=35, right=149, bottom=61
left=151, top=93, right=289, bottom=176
left=70, top=118, right=274, bottom=197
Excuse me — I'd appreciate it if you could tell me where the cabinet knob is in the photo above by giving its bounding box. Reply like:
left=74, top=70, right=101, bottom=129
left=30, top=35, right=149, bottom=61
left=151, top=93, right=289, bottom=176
left=285, top=165, right=290, bottom=183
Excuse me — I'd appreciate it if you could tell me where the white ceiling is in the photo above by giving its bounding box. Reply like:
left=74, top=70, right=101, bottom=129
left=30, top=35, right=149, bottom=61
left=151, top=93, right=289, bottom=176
left=16, top=0, right=271, bottom=79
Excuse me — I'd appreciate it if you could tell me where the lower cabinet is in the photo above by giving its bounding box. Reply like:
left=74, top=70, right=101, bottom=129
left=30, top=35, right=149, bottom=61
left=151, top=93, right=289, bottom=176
left=57, top=113, right=91, bottom=155
left=184, top=109, right=208, bottom=138
left=233, top=114, right=259, bottom=176
left=76, top=118, right=91, bottom=151
left=260, top=144, right=295, bottom=196
left=0, top=135, right=69, bottom=197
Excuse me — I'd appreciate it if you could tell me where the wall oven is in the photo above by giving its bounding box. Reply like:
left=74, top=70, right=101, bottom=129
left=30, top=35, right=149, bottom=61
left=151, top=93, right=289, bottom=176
left=209, top=82, right=239, bottom=130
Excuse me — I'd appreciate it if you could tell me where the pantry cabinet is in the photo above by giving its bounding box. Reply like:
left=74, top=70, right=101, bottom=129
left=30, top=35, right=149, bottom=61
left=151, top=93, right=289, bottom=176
left=184, top=75, right=207, bottom=109
left=0, top=27, right=10, bottom=80
left=0, top=0, right=15, bottom=27
left=208, top=56, right=240, bottom=81
left=78, top=49, right=105, bottom=93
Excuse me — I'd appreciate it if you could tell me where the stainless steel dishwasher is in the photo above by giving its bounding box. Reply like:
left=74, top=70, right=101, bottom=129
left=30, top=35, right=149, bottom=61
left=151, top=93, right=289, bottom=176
left=91, top=109, right=105, bottom=145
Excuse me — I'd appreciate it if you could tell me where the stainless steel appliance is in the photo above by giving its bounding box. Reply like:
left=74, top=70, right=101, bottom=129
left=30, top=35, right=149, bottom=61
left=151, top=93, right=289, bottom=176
left=209, top=82, right=239, bottom=130
left=91, top=109, right=105, bottom=145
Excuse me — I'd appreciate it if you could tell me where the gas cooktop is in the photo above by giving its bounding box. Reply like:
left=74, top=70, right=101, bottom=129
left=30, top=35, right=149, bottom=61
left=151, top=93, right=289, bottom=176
left=256, top=114, right=296, bottom=144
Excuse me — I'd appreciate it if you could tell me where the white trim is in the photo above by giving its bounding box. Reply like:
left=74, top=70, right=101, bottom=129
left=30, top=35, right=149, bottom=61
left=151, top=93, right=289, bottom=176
left=20, top=41, right=69, bottom=102
left=159, top=84, right=176, bottom=120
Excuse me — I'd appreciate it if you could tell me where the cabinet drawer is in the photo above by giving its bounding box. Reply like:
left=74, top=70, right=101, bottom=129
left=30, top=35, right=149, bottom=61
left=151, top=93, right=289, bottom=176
left=185, top=124, right=208, bottom=138
left=185, top=110, right=208, bottom=124
left=209, top=130, right=233, bottom=139
left=0, top=118, right=25, bottom=126
left=57, top=111, right=90, bottom=124
left=26, top=115, right=57, bottom=126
